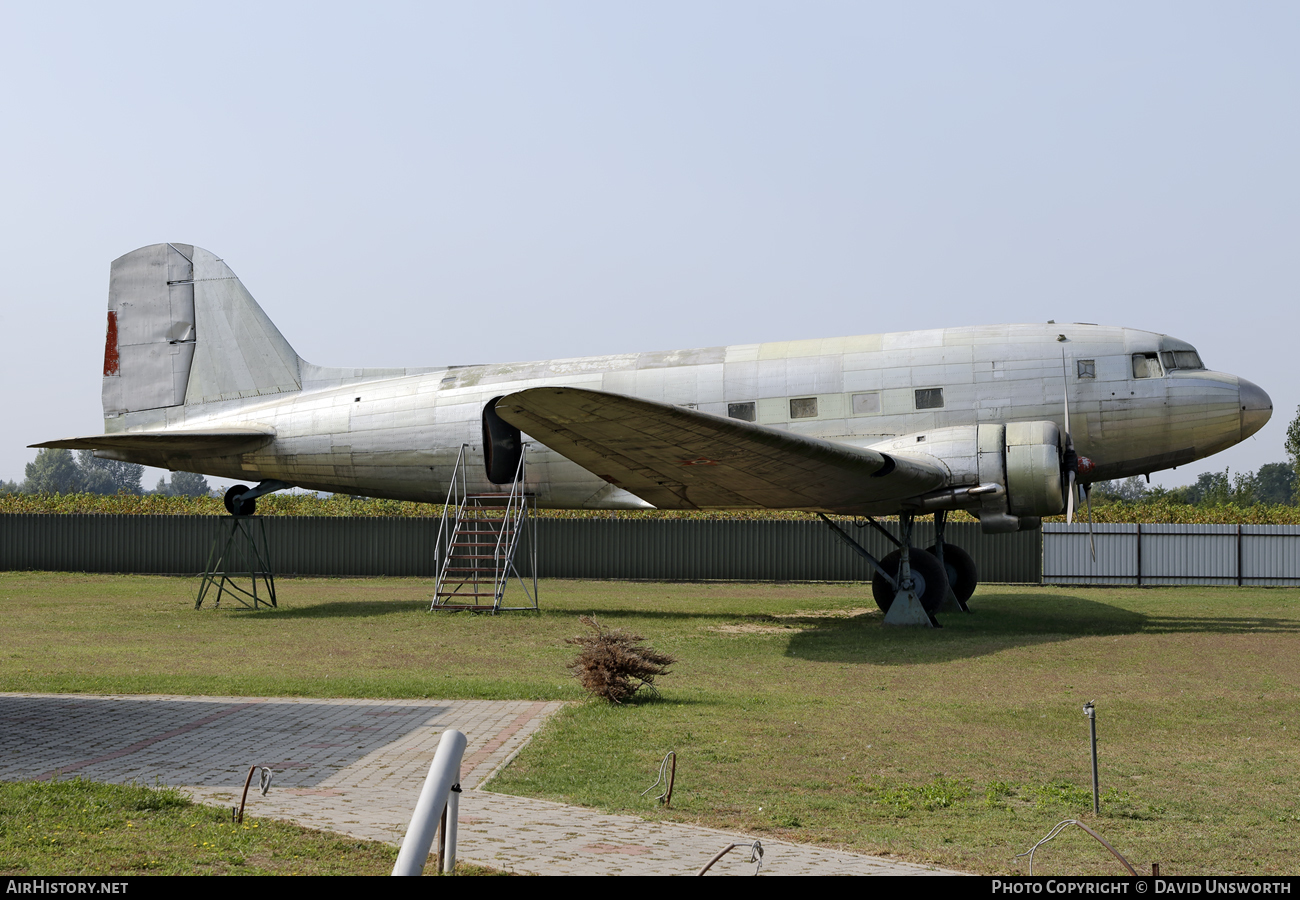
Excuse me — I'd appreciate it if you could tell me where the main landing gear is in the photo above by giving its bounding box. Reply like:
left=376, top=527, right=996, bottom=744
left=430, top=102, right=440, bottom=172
left=819, top=509, right=980, bottom=627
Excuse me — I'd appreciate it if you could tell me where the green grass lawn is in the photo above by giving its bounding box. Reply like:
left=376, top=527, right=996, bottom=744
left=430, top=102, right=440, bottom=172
left=2, top=572, right=1299, bottom=875
left=0, top=779, right=510, bottom=876
left=0, top=779, right=393, bottom=875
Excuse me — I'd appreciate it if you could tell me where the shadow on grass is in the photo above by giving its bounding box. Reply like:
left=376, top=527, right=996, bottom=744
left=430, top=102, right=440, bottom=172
left=220, top=600, right=434, bottom=619
left=781, top=591, right=1141, bottom=665
left=1137, top=615, right=1300, bottom=634
left=783, top=589, right=1300, bottom=665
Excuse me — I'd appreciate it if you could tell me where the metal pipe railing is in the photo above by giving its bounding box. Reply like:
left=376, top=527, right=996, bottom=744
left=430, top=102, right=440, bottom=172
left=431, top=444, right=468, bottom=605
left=392, top=728, right=468, bottom=876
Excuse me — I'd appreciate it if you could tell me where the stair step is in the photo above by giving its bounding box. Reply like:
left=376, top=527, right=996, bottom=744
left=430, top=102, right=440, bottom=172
left=433, top=464, right=534, bottom=611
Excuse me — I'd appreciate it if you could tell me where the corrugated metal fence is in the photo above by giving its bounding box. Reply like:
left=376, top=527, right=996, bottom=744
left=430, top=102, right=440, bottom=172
left=0, top=514, right=1041, bottom=583
left=5, top=515, right=1295, bottom=585
left=1043, top=523, right=1300, bottom=586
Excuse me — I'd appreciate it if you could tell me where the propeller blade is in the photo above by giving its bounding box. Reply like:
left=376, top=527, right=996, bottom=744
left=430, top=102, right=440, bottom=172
left=1061, top=349, right=1077, bottom=521
left=1062, top=351, right=1073, bottom=450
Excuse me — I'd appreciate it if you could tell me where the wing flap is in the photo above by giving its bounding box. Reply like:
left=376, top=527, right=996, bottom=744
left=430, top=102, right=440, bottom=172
left=495, top=387, right=947, bottom=512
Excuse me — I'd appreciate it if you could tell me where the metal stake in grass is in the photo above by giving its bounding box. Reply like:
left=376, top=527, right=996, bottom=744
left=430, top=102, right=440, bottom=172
left=1084, top=701, right=1099, bottom=815
left=642, top=750, right=676, bottom=807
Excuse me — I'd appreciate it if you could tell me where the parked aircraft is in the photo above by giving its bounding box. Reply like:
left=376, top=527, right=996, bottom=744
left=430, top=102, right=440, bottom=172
left=34, top=243, right=1272, bottom=623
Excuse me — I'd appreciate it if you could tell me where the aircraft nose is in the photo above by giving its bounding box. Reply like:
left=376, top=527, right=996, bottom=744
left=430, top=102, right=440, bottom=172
left=1239, top=377, right=1272, bottom=440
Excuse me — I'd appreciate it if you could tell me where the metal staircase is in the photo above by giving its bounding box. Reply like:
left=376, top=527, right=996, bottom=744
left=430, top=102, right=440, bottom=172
left=429, top=444, right=538, bottom=613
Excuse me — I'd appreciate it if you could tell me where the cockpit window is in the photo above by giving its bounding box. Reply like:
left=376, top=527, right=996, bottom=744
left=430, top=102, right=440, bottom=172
left=1132, top=353, right=1162, bottom=379
left=1160, top=349, right=1204, bottom=371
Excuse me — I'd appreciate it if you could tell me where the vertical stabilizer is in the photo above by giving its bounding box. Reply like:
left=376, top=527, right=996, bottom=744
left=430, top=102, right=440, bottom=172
left=101, top=244, right=302, bottom=421
left=184, top=247, right=301, bottom=404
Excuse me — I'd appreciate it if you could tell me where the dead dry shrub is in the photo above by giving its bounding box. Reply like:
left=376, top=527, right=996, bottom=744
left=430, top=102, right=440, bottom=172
left=566, top=615, right=675, bottom=703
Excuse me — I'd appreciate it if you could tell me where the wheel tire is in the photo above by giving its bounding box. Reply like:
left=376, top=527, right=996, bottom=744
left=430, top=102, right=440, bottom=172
left=224, top=484, right=256, bottom=517
left=871, top=547, right=950, bottom=614
left=926, top=542, right=978, bottom=604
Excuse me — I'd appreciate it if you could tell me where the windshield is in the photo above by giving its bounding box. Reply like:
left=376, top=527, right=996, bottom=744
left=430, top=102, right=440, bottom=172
left=1160, top=349, right=1204, bottom=371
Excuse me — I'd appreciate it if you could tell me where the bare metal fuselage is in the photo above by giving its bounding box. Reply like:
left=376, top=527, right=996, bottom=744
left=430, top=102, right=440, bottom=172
left=104, top=323, right=1266, bottom=511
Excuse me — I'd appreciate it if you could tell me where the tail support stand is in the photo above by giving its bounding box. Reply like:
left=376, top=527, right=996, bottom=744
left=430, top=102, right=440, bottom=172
left=196, top=515, right=276, bottom=610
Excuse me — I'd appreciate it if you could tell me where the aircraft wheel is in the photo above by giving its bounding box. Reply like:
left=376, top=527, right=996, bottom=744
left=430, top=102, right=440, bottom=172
left=871, top=547, right=950, bottom=614
left=224, top=484, right=256, bottom=517
left=926, top=542, right=978, bottom=604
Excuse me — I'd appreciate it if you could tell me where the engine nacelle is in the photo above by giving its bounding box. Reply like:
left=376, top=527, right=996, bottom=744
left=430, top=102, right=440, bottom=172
left=977, top=421, right=1065, bottom=532
left=871, top=421, right=1066, bottom=533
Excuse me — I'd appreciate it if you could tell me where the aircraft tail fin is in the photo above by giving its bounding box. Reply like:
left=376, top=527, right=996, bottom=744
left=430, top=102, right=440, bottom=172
left=102, top=243, right=302, bottom=421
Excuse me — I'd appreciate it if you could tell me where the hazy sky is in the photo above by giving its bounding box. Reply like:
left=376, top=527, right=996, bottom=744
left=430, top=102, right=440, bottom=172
left=2, top=2, right=1297, bottom=491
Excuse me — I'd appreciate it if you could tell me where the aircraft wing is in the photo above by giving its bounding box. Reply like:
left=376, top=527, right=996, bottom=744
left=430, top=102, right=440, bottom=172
left=30, top=428, right=274, bottom=456
left=494, top=387, right=948, bottom=511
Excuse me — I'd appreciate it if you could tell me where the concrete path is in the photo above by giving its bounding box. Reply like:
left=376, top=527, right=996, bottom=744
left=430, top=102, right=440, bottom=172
left=0, top=693, right=961, bottom=876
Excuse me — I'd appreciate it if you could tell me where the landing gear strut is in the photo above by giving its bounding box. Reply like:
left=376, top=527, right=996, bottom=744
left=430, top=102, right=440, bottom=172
left=927, top=510, right=978, bottom=611
left=820, top=509, right=980, bottom=627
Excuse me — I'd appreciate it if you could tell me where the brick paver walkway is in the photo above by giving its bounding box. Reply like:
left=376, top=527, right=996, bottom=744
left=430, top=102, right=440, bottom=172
left=0, top=693, right=960, bottom=876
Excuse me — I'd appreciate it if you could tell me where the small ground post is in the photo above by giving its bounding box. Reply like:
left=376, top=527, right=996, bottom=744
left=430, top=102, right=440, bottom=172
left=1084, top=700, right=1099, bottom=814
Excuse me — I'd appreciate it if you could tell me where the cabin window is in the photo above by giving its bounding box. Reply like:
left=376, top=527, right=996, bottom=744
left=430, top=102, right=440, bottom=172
left=728, top=401, right=756, bottom=422
left=851, top=392, right=881, bottom=415
left=1077, top=360, right=1095, bottom=379
left=790, top=397, right=818, bottom=418
left=914, top=388, right=944, bottom=410
left=1132, top=353, right=1162, bottom=379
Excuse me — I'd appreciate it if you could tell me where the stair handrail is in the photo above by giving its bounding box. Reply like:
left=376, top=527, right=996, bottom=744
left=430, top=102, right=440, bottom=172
left=431, top=444, right=469, bottom=605
left=491, top=444, right=537, bottom=610
left=492, top=444, right=528, bottom=584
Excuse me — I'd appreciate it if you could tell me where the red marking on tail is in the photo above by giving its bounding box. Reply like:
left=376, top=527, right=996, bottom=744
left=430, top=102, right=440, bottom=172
left=103, top=310, right=119, bottom=376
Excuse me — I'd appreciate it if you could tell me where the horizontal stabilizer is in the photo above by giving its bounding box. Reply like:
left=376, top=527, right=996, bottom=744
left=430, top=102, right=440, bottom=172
left=494, top=387, right=948, bottom=512
left=31, top=428, right=274, bottom=456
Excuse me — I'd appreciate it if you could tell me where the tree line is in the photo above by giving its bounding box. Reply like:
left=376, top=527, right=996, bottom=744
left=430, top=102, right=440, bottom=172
left=1092, top=463, right=1295, bottom=506
left=0, top=449, right=210, bottom=498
